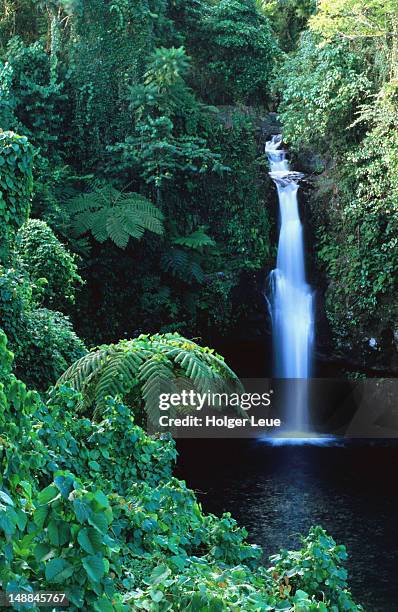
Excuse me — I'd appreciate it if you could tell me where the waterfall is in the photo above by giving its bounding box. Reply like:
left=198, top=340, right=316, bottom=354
left=266, top=135, right=314, bottom=432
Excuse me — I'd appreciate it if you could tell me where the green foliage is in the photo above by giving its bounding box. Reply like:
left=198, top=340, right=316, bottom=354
left=159, top=225, right=218, bottom=285
left=0, top=266, right=85, bottom=392
left=66, top=183, right=164, bottom=249
left=205, top=110, right=272, bottom=271
left=98, top=109, right=271, bottom=343
left=0, top=266, right=31, bottom=350
left=276, top=1, right=398, bottom=358
left=277, top=32, right=371, bottom=153
left=40, top=389, right=177, bottom=493
left=66, top=0, right=162, bottom=167
left=160, top=247, right=206, bottom=283
left=172, top=225, right=216, bottom=249
left=0, top=1, right=42, bottom=50
left=1, top=0, right=277, bottom=347
left=16, top=308, right=86, bottom=391
left=139, top=46, right=193, bottom=118
left=0, top=332, right=48, bottom=493
left=109, top=119, right=226, bottom=187
left=309, top=0, right=397, bottom=40
left=109, top=46, right=226, bottom=187
left=268, top=526, right=361, bottom=610
left=0, top=38, right=64, bottom=158
left=57, top=332, right=243, bottom=421
left=200, top=0, right=279, bottom=104
left=126, top=524, right=361, bottom=609
left=0, top=330, right=362, bottom=610
left=15, top=219, right=83, bottom=310
left=257, top=0, right=316, bottom=51
left=0, top=131, right=85, bottom=391
left=312, top=90, right=398, bottom=349
left=0, top=131, right=33, bottom=263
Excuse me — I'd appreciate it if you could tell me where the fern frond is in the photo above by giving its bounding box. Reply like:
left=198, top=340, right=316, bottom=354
left=173, top=226, right=216, bottom=250
left=106, top=213, right=130, bottom=249
left=93, top=349, right=143, bottom=416
left=161, top=248, right=204, bottom=283
left=65, top=194, right=95, bottom=214
left=57, top=347, right=115, bottom=391
left=57, top=333, right=242, bottom=422
left=138, top=356, right=177, bottom=425
left=65, top=184, right=164, bottom=248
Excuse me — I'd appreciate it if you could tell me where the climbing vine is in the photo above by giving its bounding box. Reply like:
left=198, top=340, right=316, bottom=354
left=0, top=131, right=33, bottom=263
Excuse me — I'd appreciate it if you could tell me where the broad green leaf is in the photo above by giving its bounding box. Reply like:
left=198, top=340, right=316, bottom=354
left=34, top=543, right=53, bottom=562
left=68, top=586, right=85, bottom=608
left=47, top=520, right=70, bottom=547
left=150, top=590, right=164, bottom=603
left=54, top=474, right=75, bottom=498
left=45, top=558, right=74, bottom=583
left=73, top=499, right=91, bottom=524
left=33, top=505, right=48, bottom=529
left=0, top=490, right=14, bottom=506
left=82, top=554, right=106, bottom=583
left=77, top=527, right=103, bottom=555
left=148, top=564, right=171, bottom=586
left=0, top=507, right=17, bottom=535
left=88, top=511, right=108, bottom=534
left=38, top=485, right=60, bottom=506
left=93, top=597, right=114, bottom=612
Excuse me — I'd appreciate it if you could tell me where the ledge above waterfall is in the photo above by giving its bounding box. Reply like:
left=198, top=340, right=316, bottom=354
left=269, top=170, right=305, bottom=187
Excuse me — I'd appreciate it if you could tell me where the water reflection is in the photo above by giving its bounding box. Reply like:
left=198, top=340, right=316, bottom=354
left=177, top=440, right=398, bottom=611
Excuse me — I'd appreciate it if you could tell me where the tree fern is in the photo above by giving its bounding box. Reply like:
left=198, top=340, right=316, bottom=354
left=139, top=355, right=178, bottom=426
left=161, top=248, right=205, bottom=283
left=57, top=333, right=243, bottom=424
left=65, top=183, right=164, bottom=248
left=173, top=226, right=216, bottom=250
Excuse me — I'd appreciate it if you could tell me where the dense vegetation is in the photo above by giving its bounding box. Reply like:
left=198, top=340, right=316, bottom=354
left=0, top=0, right=276, bottom=363
left=0, top=333, right=362, bottom=609
left=1, top=0, right=396, bottom=608
left=277, top=0, right=398, bottom=366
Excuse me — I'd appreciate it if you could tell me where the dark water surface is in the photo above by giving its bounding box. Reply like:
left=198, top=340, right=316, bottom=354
left=176, top=439, right=398, bottom=611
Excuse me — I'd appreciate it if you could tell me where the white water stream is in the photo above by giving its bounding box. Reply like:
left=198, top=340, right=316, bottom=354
left=266, top=135, right=314, bottom=431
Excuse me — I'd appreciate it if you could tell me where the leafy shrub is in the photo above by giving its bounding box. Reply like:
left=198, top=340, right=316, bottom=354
left=128, top=525, right=361, bottom=610
left=269, top=526, right=359, bottom=610
left=201, top=0, right=279, bottom=104
left=258, top=0, right=316, bottom=51
left=0, top=330, right=362, bottom=610
left=0, top=266, right=31, bottom=350
left=0, top=38, right=64, bottom=157
left=0, top=332, right=47, bottom=490
left=312, top=92, right=398, bottom=351
left=15, top=219, right=83, bottom=310
left=0, top=267, right=85, bottom=393
left=0, top=135, right=85, bottom=391
left=39, top=388, right=177, bottom=493
left=16, top=308, right=86, bottom=391
left=0, top=131, right=33, bottom=263
left=277, top=32, right=371, bottom=153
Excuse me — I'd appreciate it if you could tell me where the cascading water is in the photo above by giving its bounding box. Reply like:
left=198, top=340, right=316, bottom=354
left=265, top=135, right=314, bottom=433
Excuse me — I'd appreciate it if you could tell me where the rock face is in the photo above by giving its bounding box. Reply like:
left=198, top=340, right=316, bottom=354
left=259, top=112, right=282, bottom=140
left=213, top=112, right=397, bottom=376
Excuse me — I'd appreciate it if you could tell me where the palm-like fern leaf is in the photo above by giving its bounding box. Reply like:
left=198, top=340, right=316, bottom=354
left=173, top=226, right=216, bottom=250
left=66, top=184, right=164, bottom=248
left=161, top=248, right=205, bottom=283
left=139, top=355, right=178, bottom=425
left=93, top=349, right=144, bottom=415
left=57, top=333, right=243, bottom=422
